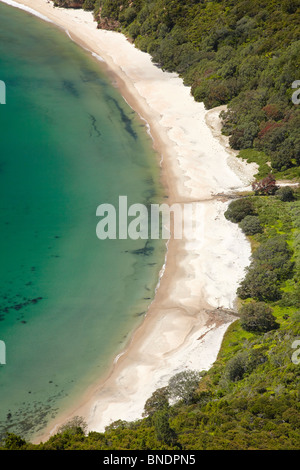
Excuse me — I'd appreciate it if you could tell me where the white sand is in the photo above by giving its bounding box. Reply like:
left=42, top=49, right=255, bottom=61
left=1, top=0, right=258, bottom=440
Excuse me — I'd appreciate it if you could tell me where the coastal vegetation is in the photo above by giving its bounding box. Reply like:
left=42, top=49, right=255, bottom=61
left=1, top=0, right=299, bottom=450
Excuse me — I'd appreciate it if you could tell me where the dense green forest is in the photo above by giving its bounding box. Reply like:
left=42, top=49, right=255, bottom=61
left=1, top=0, right=299, bottom=450
left=54, top=0, right=300, bottom=179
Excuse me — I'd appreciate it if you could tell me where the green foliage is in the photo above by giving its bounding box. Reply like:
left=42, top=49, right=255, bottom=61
left=83, top=0, right=95, bottom=10
left=57, top=416, right=88, bottom=435
left=153, top=410, right=178, bottom=446
left=275, top=186, right=295, bottom=202
left=168, top=370, right=202, bottom=405
left=1, top=433, right=27, bottom=450
left=143, top=387, right=169, bottom=417
left=239, top=215, right=263, bottom=235
left=54, top=0, right=85, bottom=7
left=128, top=0, right=300, bottom=176
left=225, top=351, right=249, bottom=382
left=237, top=267, right=281, bottom=301
left=252, top=235, right=294, bottom=280
left=237, top=232, right=294, bottom=301
left=224, top=198, right=255, bottom=223
left=239, top=302, right=279, bottom=333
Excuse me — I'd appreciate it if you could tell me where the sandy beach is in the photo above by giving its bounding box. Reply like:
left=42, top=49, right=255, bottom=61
left=1, top=0, right=258, bottom=441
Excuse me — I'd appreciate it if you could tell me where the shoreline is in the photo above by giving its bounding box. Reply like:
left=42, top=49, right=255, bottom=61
left=0, top=0, right=258, bottom=442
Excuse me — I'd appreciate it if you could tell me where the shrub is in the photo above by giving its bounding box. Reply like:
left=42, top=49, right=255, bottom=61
left=153, top=410, right=177, bottom=446
left=143, top=387, right=169, bottom=417
left=168, top=370, right=202, bottom=405
left=1, top=433, right=27, bottom=450
left=238, top=235, right=294, bottom=301
left=282, top=0, right=299, bottom=14
left=57, top=416, right=87, bottom=435
left=128, top=22, right=140, bottom=39
left=120, top=7, right=137, bottom=26
left=224, top=198, right=255, bottom=223
left=239, top=215, right=263, bottom=235
left=83, top=0, right=95, bottom=10
left=252, top=236, right=293, bottom=281
left=239, top=302, right=279, bottom=332
left=226, top=352, right=248, bottom=382
left=237, top=267, right=281, bottom=301
left=271, top=150, right=293, bottom=171
left=252, top=174, right=278, bottom=195
left=275, top=186, right=295, bottom=202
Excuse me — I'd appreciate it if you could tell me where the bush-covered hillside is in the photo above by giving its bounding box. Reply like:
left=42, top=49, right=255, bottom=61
left=53, top=0, right=300, bottom=179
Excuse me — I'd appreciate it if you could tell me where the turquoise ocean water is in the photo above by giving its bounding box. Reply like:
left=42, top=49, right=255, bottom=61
left=0, top=3, right=165, bottom=440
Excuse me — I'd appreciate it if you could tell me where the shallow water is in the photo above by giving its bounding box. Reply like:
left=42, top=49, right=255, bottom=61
left=0, top=2, right=165, bottom=440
